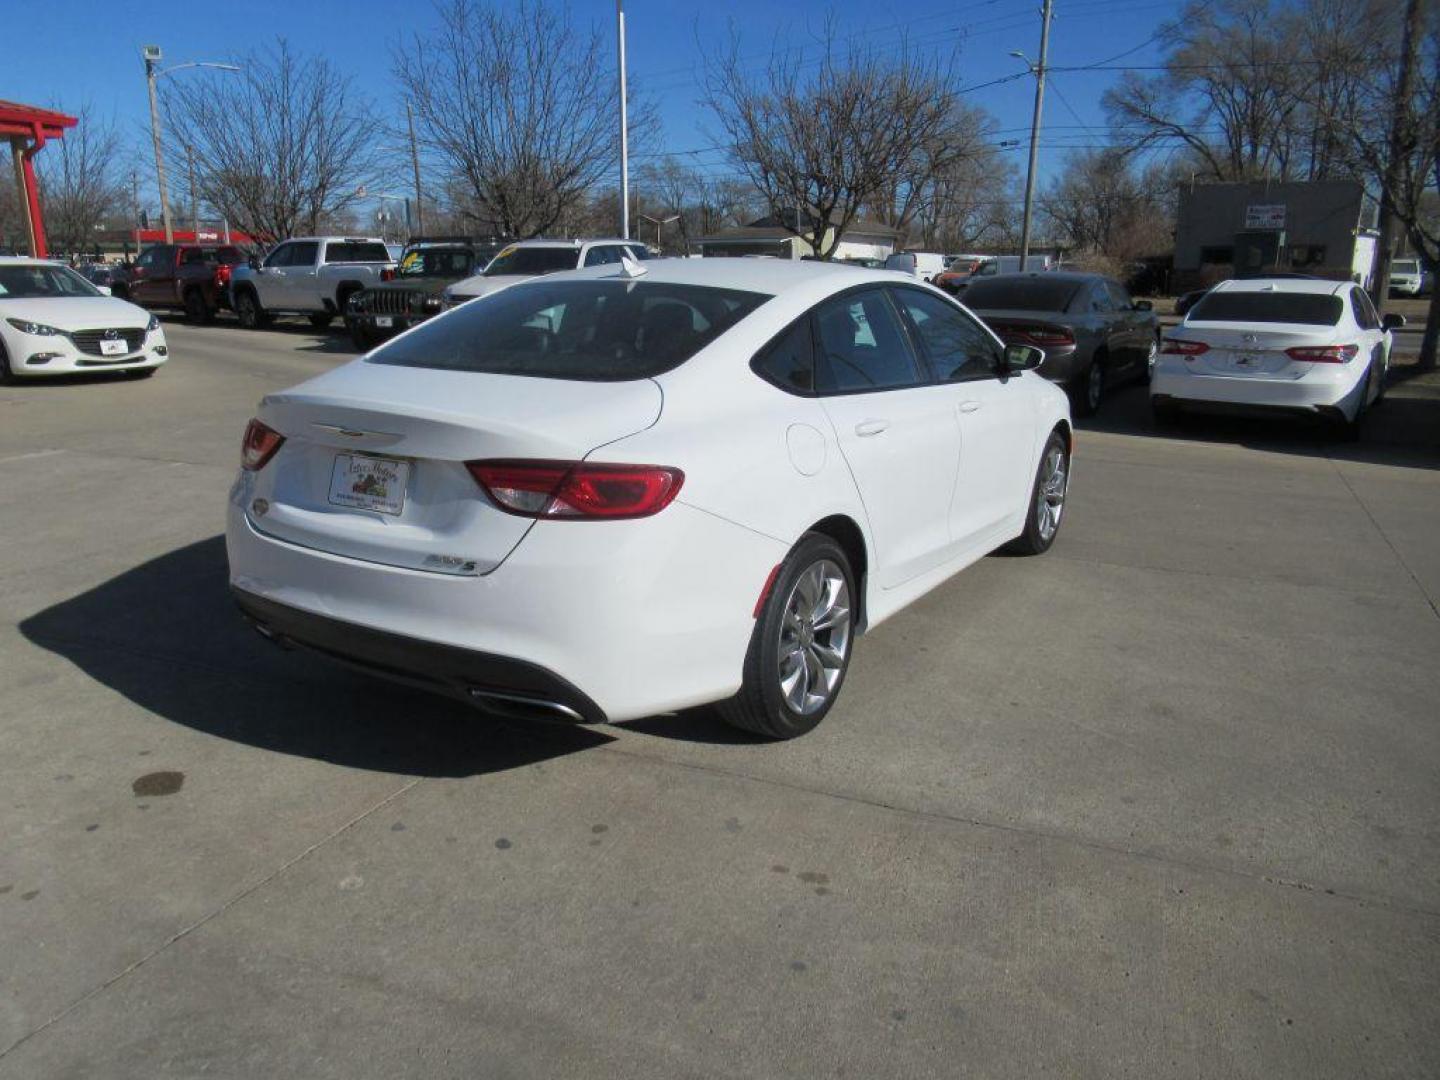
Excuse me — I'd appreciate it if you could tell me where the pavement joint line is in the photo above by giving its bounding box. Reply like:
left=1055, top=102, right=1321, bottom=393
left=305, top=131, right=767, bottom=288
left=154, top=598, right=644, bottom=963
left=1326, top=454, right=1440, bottom=620
left=588, top=737, right=1440, bottom=923
left=0, top=448, right=67, bottom=465
left=0, top=777, right=423, bottom=1063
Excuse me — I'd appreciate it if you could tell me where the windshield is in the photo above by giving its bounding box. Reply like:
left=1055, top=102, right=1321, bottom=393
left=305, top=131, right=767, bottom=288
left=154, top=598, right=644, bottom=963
left=960, top=277, right=1082, bottom=312
left=483, top=246, right=580, bottom=277
left=369, top=280, right=770, bottom=381
left=398, top=248, right=476, bottom=278
left=0, top=264, right=101, bottom=298
left=1189, top=291, right=1342, bottom=326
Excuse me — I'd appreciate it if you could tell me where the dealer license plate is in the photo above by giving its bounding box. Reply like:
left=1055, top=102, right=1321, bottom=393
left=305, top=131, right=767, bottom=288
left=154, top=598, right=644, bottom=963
left=100, top=338, right=129, bottom=357
left=328, top=454, right=409, bottom=515
left=374, top=316, right=393, bottom=328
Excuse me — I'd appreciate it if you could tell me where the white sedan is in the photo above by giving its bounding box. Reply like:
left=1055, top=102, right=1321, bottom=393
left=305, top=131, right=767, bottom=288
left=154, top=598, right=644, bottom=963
left=1151, top=277, right=1402, bottom=434
left=227, top=259, right=1071, bottom=738
left=0, top=258, right=167, bottom=383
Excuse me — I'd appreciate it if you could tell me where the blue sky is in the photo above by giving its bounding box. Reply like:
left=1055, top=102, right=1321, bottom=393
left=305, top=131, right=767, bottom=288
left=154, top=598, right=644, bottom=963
left=5, top=0, right=1173, bottom=220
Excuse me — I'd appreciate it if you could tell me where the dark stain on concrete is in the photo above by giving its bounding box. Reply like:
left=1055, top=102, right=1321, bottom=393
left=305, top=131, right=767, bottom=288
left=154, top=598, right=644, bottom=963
left=132, top=771, right=184, bottom=797
left=724, top=818, right=742, bottom=833
left=85, top=824, right=99, bottom=832
left=591, top=824, right=608, bottom=834
left=790, top=961, right=808, bottom=973
left=814, top=886, right=830, bottom=896
left=798, top=871, right=829, bottom=885
left=770, top=864, right=789, bottom=874
left=390, top=822, right=407, bottom=832
left=21, top=890, right=39, bottom=901
left=495, top=838, right=513, bottom=850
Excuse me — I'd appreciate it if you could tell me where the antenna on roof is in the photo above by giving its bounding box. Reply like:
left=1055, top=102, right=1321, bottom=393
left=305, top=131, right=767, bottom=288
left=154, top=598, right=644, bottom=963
left=618, top=253, right=647, bottom=279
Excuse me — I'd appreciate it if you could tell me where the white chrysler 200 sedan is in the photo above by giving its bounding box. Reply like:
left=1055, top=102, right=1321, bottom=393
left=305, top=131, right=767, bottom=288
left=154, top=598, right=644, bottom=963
left=227, top=259, right=1072, bottom=739
left=0, top=257, right=167, bottom=382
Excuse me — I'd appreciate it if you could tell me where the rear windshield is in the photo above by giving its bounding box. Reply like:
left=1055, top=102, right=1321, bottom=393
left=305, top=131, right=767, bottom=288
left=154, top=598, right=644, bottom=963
left=325, top=242, right=391, bottom=263
left=368, top=280, right=770, bottom=380
left=483, top=246, right=581, bottom=277
left=1391, top=260, right=1419, bottom=274
left=1189, top=291, right=1342, bottom=325
left=959, top=277, right=1082, bottom=312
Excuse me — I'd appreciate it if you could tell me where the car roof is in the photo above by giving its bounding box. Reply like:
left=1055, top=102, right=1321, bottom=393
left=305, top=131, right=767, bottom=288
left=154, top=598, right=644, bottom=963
left=1211, top=277, right=1349, bottom=296
left=542, top=255, right=908, bottom=294
left=503, top=238, right=639, bottom=249
left=971, top=270, right=1101, bottom=284
left=280, top=236, right=388, bottom=244
left=0, top=256, right=63, bottom=265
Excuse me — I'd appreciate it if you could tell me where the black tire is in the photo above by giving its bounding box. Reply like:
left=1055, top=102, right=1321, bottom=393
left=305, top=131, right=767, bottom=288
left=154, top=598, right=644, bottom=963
left=308, top=312, right=334, bottom=329
left=1070, top=356, right=1104, bottom=417
left=183, top=288, right=213, bottom=324
left=1373, top=350, right=1389, bottom=406
left=235, top=289, right=267, bottom=329
left=0, top=342, right=15, bottom=386
left=718, top=533, right=857, bottom=740
left=1336, top=365, right=1373, bottom=441
left=1005, top=429, right=1070, bottom=556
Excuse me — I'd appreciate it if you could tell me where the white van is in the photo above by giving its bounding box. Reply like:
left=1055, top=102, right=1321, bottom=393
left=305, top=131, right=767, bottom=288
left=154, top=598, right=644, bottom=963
left=976, top=254, right=1054, bottom=276
left=884, top=251, right=949, bottom=282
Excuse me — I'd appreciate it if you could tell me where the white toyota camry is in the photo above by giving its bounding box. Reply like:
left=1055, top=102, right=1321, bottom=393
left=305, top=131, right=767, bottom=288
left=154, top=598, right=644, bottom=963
left=1151, top=277, right=1402, bottom=434
left=227, top=258, right=1072, bottom=738
left=0, top=257, right=167, bottom=383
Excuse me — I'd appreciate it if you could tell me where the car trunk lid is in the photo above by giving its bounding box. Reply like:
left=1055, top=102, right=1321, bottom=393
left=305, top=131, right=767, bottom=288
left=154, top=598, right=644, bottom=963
left=1175, top=322, right=1339, bottom=378
left=246, top=361, right=663, bottom=574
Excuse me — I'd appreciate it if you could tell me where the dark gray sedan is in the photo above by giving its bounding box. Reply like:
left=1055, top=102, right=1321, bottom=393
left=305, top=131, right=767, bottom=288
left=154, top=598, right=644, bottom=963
left=959, top=272, right=1160, bottom=415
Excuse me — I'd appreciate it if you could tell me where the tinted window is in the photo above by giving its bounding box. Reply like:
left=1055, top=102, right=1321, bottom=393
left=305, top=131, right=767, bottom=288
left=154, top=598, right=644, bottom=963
left=369, top=280, right=769, bottom=381
left=325, top=241, right=390, bottom=263
left=1350, top=287, right=1379, bottom=330
left=1188, top=291, right=1343, bottom=326
left=753, top=318, right=815, bottom=393
left=583, top=245, right=621, bottom=267
left=288, top=242, right=320, bottom=267
left=399, top=247, right=477, bottom=277
left=960, top=277, right=1084, bottom=312
left=892, top=288, right=999, bottom=382
left=484, top=246, right=581, bottom=277
left=812, top=289, right=925, bottom=393
left=1105, top=281, right=1133, bottom=310
left=136, top=246, right=166, bottom=270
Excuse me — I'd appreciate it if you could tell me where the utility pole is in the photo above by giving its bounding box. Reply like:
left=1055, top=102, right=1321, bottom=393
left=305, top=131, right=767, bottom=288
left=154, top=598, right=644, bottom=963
left=406, top=99, right=424, bottom=236
left=617, top=0, right=630, bottom=240
left=187, top=143, right=198, bottom=239
left=1016, top=0, right=1053, bottom=270
left=1370, top=0, right=1422, bottom=318
left=142, top=45, right=175, bottom=244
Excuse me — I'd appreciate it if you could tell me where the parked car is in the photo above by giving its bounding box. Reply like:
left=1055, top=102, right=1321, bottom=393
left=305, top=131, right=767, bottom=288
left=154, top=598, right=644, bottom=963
left=883, top=251, right=948, bottom=282
left=961, top=271, right=1159, bottom=415
left=113, top=243, right=247, bottom=322
left=0, top=257, right=167, bottom=383
left=975, top=254, right=1054, bottom=276
left=842, top=256, right=886, bottom=270
left=345, top=238, right=504, bottom=350
left=228, top=237, right=395, bottom=329
left=442, top=238, right=649, bottom=306
left=1151, top=278, right=1401, bottom=436
left=75, top=262, right=121, bottom=290
left=228, top=259, right=1071, bottom=739
left=934, top=255, right=993, bottom=296
left=1388, top=258, right=1426, bottom=297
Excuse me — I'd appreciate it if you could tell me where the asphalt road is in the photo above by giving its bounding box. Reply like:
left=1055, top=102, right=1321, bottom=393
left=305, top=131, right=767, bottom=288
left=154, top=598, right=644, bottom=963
left=2, top=316, right=1438, bottom=1078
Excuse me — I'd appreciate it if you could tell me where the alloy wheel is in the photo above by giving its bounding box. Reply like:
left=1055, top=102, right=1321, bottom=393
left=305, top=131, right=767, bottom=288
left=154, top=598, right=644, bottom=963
left=1036, top=444, right=1068, bottom=542
left=776, top=559, right=852, bottom=716
left=1146, top=339, right=1158, bottom=379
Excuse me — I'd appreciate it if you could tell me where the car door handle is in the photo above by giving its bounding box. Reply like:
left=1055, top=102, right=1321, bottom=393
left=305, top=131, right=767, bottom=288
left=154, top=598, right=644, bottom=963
left=959, top=400, right=982, bottom=413
left=854, top=419, right=889, bottom=437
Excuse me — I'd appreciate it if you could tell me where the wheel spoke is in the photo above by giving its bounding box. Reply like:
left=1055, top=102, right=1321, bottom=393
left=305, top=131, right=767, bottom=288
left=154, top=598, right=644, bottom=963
left=811, top=639, right=845, bottom=671
left=811, top=602, right=850, bottom=633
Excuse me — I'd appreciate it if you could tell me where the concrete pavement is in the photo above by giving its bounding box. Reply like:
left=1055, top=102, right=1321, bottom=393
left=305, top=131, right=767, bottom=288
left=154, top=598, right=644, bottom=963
left=1, top=317, right=1437, bottom=1077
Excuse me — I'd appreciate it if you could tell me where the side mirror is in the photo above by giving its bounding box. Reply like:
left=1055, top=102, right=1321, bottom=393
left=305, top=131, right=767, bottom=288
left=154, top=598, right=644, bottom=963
left=1133, top=300, right=1153, bottom=312
left=96, top=285, right=112, bottom=297
left=1004, top=343, right=1045, bottom=372
left=1382, top=312, right=1406, bottom=331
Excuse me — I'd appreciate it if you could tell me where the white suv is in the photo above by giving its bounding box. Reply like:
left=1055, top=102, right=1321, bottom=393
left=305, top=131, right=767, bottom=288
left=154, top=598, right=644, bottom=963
left=444, top=239, right=649, bottom=306
left=1388, top=258, right=1425, bottom=298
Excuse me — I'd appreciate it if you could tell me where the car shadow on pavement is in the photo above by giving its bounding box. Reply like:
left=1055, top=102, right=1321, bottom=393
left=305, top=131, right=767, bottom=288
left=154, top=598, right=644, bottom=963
left=18, top=536, right=615, bottom=778
left=1081, top=374, right=1440, bottom=471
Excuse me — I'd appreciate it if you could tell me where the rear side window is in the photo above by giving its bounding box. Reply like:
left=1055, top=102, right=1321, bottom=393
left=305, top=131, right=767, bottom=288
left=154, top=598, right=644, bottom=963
left=286, top=242, right=320, bottom=267
left=1189, top=291, right=1343, bottom=326
left=369, top=280, right=769, bottom=381
left=753, top=319, right=816, bottom=394
left=961, top=277, right=1083, bottom=312
left=326, top=242, right=390, bottom=263
left=812, top=289, right=926, bottom=393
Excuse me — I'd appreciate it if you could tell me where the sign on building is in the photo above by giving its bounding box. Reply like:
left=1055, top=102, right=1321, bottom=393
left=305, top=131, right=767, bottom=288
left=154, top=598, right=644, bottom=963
left=1244, top=204, right=1286, bottom=230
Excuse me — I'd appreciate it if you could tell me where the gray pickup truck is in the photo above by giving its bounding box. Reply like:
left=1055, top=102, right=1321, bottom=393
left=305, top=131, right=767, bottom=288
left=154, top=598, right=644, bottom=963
left=228, top=237, right=395, bottom=329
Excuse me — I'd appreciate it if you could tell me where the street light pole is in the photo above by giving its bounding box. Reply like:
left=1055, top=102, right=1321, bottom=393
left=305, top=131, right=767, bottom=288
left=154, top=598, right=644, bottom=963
left=617, top=0, right=630, bottom=240
left=1015, top=0, right=1053, bottom=270
left=187, top=143, right=198, bottom=238
left=142, top=46, right=175, bottom=243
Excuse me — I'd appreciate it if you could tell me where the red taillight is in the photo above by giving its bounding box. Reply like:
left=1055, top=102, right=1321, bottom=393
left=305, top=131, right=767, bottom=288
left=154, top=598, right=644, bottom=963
left=997, top=323, right=1075, bottom=347
left=465, top=460, right=684, bottom=520
left=381, top=268, right=397, bottom=282
left=241, top=419, right=285, bottom=471
left=1161, top=338, right=1210, bottom=356
left=1284, top=343, right=1358, bottom=364
left=214, top=264, right=233, bottom=286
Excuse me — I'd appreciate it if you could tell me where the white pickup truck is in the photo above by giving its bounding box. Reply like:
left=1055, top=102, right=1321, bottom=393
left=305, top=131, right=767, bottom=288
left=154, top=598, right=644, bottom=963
left=228, top=237, right=395, bottom=329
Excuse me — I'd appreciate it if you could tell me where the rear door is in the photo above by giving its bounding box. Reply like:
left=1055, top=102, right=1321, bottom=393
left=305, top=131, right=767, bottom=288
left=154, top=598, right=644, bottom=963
left=812, top=287, right=960, bottom=587
left=1105, top=279, right=1143, bottom=373
left=891, top=287, right=1034, bottom=546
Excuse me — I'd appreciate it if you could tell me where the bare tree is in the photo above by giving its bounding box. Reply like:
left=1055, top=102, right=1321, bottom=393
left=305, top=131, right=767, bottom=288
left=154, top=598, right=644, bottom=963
left=34, top=104, right=125, bottom=257
left=162, top=40, right=377, bottom=242
left=1039, top=149, right=1178, bottom=261
left=395, top=0, right=653, bottom=239
left=705, top=25, right=961, bottom=259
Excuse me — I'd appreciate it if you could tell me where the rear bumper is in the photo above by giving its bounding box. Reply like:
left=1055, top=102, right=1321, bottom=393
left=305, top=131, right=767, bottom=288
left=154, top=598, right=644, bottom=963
left=1150, top=358, right=1367, bottom=421
left=233, top=587, right=605, bottom=723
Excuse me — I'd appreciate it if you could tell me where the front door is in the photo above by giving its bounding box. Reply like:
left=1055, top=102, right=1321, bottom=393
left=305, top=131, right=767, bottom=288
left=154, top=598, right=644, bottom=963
left=812, top=287, right=960, bottom=588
